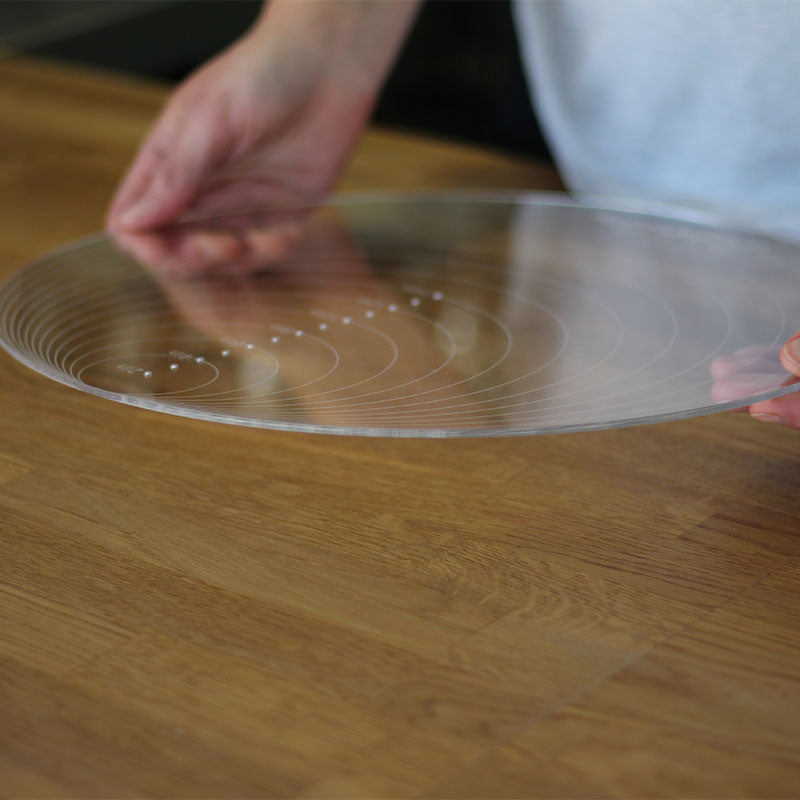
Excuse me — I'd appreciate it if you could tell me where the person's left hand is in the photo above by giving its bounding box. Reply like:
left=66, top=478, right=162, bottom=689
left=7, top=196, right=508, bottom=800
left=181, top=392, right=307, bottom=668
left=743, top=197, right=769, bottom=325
left=105, top=1, right=419, bottom=240
left=711, top=332, right=800, bottom=428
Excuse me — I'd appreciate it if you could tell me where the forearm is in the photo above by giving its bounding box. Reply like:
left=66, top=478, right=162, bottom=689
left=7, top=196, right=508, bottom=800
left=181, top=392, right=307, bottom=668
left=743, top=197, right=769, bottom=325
left=251, top=0, right=422, bottom=96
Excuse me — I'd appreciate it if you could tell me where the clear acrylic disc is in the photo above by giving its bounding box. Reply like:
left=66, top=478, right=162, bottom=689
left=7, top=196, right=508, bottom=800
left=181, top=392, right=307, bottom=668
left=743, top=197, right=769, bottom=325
left=1, top=192, right=798, bottom=437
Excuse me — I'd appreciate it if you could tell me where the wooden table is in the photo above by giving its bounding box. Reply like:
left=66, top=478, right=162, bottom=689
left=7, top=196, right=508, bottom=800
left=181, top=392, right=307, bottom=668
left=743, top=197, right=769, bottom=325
left=1, top=57, right=799, bottom=799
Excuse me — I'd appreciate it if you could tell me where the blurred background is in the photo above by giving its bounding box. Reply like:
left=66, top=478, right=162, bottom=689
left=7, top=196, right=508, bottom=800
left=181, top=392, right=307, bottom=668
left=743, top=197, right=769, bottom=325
left=0, top=0, right=551, bottom=160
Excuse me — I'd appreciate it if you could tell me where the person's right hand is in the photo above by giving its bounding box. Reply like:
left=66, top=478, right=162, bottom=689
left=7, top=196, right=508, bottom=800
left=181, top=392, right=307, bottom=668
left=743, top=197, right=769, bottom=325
left=711, top=337, right=800, bottom=429
left=106, top=0, right=419, bottom=252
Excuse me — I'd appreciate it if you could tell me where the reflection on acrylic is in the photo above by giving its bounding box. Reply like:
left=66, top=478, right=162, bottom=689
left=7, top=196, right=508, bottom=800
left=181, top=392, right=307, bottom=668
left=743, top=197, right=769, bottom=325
left=1, top=193, right=798, bottom=436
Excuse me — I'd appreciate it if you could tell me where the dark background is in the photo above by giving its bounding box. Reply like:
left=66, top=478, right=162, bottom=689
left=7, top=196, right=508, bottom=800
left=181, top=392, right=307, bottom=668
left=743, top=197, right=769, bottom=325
left=1, top=0, right=551, bottom=160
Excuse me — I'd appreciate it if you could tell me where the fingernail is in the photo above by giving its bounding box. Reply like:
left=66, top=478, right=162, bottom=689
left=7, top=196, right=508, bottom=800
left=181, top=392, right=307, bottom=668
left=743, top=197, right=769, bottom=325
left=784, top=338, right=800, bottom=371
left=753, top=413, right=786, bottom=425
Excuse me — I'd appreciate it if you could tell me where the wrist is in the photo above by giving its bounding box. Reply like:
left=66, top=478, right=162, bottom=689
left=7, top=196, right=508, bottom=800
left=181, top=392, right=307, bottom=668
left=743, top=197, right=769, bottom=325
left=251, top=0, right=420, bottom=95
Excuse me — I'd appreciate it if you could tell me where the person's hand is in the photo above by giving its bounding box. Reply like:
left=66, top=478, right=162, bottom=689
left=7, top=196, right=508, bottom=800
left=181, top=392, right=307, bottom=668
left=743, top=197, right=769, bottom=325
left=711, top=332, right=800, bottom=428
left=106, top=0, right=418, bottom=242
left=748, top=333, right=800, bottom=427
left=112, top=207, right=306, bottom=277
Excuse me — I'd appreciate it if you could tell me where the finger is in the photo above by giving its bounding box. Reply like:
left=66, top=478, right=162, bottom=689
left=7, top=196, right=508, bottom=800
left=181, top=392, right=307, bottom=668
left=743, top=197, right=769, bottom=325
left=709, top=371, right=791, bottom=404
left=107, top=116, right=182, bottom=230
left=115, top=227, right=248, bottom=277
left=108, top=112, right=226, bottom=233
left=710, top=344, right=782, bottom=380
left=112, top=230, right=173, bottom=269
left=106, top=147, right=161, bottom=227
left=178, top=231, right=245, bottom=274
left=182, top=176, right=320, bottom=220
left=780, top=331, right=800, bottom=377
left=749, top=382, right=800, bottom=428
left=108, top=152, right=201, bottom=233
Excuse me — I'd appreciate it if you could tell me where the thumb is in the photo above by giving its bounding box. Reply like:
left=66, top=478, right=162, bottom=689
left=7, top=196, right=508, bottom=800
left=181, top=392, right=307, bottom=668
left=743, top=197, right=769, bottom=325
left=780, top=331, right=800, bottom=377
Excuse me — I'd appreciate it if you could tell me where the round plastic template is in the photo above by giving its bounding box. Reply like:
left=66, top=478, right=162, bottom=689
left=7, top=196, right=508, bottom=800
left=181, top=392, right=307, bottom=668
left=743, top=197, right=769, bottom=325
left=1, top=192, right=798, bottom=437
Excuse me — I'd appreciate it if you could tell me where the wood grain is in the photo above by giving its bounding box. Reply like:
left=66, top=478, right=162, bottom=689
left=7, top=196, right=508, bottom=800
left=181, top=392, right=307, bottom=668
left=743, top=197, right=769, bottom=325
left=0, top=56, right=798, bottom=799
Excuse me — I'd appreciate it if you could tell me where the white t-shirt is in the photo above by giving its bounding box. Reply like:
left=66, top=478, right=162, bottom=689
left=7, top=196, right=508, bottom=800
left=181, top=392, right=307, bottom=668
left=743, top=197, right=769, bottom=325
left=513, top=0, right=800, bottom=239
